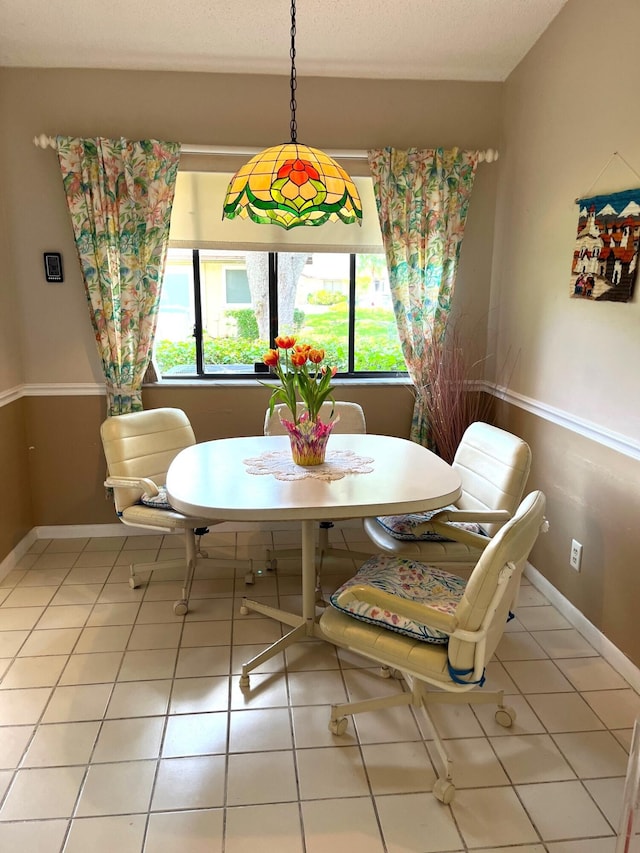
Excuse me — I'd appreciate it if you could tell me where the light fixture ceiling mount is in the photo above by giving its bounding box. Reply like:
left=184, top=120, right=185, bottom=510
left=222, top=0, right=362, bottom=230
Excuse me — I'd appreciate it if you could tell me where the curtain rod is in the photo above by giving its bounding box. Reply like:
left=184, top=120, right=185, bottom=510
left=33, top=134, right=499, bottom=163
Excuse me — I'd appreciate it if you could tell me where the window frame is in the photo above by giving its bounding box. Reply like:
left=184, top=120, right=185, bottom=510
left=156, top=248, right=407, bottom=381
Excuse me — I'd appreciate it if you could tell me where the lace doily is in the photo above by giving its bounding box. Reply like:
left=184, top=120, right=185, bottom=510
left=243, top=448, right=375, bottom=481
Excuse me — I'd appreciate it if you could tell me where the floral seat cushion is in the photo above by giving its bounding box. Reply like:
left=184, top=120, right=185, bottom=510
left=376, top=505, right=484, bottom=541
left=329, top=554, right=467, bottom=644
left=140, top=486, right=172, bottom=510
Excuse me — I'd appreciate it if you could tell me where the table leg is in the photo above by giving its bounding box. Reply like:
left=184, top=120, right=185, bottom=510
left=239, top=519, right=322, bottom=688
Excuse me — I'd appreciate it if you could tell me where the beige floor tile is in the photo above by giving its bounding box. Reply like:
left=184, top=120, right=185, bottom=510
left=230, top=672, right=289, bottom=709
left=583, top=688, right=640, bottom=729
left=63, top=567, right=113, bottom=585
left=188, top=578, right=235, bottom=599
left=145, top=808, right=224, bottom=853
left=64, top=813, right=147, bottom=853
left=531, top=628, right=599, bottom=658
left=17, top=627, right=81, bottom=657
left=451, top=786, right=540, bottom=848
left=496, top=630, right=548, bottom=661
left=482, top=659, right=520, bottom=693
left=3, top=586, right=57, bottom=608
left=135, top=600, right=183, bottom=624
left=18, top=570, right=71, bottom=588
left=0, top=686, right=53, bottom=725
left=0, top=724, right=35, bottom=768
left=516, top=779, right=613, bottom=841
left=503, top=659, right=575, bottom=693
left=553, top=730, right=630, bottom=777
left=516, top=606, right=573, bottom=632
left=288, top=669, right=348, bottom=705
left=162, top=711, right=227, bottom=757
left=176, top=645, right=231, bottom=678
left=180, top=620, right=232, bottom=647
left=226, top=802, right=303, bottom=853
left=22, top=720, right=100, bottom=767
left=546, top=840, right=617, bottom=853
left=353, top=702, right=423, bottom=744
left=297, top=745, right=370, bottom=800
left=583, top=776, right=626, bottom=830
left=0, top=765, right=86, bottom=819
left=105, top=679, right=171, bottom=718
left=98, top=582, right=145, bottom=604
left=302, top=797, right=384, bottom=853
left=555, top=656, right=630, bottom=691
left=60, top=651, right=123, bottom=685
left=446, top=736, right=511, bottom=788
left=117, top=648, right=177, bottom=681
left=50, top=585, right=103, bottom=607
left=284, top=638, right=341, bottom=671
left=375, top=791, right=463, bottom=853
left=151, top=755, right=226, bottom=810
left=361, top=740, right=435, bottom=794
left=43, top=539, right=88, bottom=554
left=229, top=707, right=293, bottom=752
left=0, top=606, right=46, bottom=630
left=422, top=701, right=485, bottom=739
left=490, top=734, right=576, bottom=783
left=85, top=537, right=126, bottom=552
left=92, top=716, right=164, bottom=762
left=526, top=692, right=606, bottom=732
left=72, top=551, right=118, bottom=570
left=0, top=630, right=29, bottom=657
left=226, top=750, right=298, bottom=805
left=184, top=597, right=234, bottom=621
left=0, top=819, right=69, bottom=853
left=170, top=675, right=230, bottom=714
left=127, top=622, right=182, bottom=650
left=517, top=585, right=549, bottom=607
left=75, top=624, right=132, bottom=654
left=0, top=653, right=68, bottom=688
left=42, top=683, right=112, bottom=723
left=86, top=602, right=140, bottom=627
left=231, top=617, right=283, bottom=646
left=36, top=604, right=93, bottom=630
left=76, top=760, right=156, bottom=816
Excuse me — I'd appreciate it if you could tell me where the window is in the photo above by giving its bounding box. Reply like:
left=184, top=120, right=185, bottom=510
left=155, top=248, right=406, bottom=378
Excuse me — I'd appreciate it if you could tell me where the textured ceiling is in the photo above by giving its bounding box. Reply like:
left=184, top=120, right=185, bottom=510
left=0, top=0, right=568, bottom=82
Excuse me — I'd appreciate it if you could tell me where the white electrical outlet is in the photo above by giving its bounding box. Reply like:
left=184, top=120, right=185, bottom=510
left=570, top=539, right=582, bottom=571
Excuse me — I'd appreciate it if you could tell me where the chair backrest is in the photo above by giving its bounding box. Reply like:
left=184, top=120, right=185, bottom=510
left=100, top=407, right=196, bottom=513
left=264, top=401, right=367, bottom=435
left=448, top=490, right=546, bottom=675
left=453, top=422, right=532, bottom=537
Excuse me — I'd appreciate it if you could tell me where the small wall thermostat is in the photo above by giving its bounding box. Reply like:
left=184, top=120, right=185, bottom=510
left=43, top=252, right=63, bottom=283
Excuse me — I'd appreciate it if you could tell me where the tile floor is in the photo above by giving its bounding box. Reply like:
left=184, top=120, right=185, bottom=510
left=0, top=524, right=639, bottom=852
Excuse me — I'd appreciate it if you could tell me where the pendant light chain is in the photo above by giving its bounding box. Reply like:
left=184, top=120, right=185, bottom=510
left=289, top=0, right=298, bottom=144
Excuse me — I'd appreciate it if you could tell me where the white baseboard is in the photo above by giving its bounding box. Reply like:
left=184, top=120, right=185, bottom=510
left=524, top=561, right=640, bottom=693
left=0, top=529, right=38, bottom=582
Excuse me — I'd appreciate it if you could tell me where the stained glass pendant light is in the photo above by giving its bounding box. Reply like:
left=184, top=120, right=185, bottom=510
left=222, top=0, right=362, bottom=230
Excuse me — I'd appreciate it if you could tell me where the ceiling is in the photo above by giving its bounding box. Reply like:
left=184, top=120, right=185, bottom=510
left=0, top=0, right=568, bottom=82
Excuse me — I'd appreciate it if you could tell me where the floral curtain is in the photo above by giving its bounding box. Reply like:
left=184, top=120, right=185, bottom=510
left=56, top=137, right=181, bottom=415
left=368, top=147, right=478, bottom=446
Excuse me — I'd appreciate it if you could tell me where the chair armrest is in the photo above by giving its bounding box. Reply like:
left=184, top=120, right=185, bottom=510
left=334, top=584, right=458, bottom=634
left=430, top=508, right=512, bottom=524
left=428, top=520, right=492, bottom=550
left=104, top=475, right=161, bottom=496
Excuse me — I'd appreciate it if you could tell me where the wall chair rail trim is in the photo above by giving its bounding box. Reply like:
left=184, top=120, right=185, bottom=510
left=2, top=381, right=639, bottom=461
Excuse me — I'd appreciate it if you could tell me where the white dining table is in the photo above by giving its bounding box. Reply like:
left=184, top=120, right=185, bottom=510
left=166, top=433, right=462, bottom=688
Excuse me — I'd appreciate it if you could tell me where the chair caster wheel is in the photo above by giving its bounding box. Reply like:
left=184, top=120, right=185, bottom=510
left=433, top=778, right=456, bottom=804
left=328, top=717, right=349, bottom=736
left=129, top=577, right=138, bottom=589
left=380, top=666, right=401, bottom=679
left=239, top=605, right=249, bottom=616
left=173, top=600, right=188, bottom=616
left=239, top=674, right=250, bottom=689
left=244, top=572, right=255, bottom=585
left=495, top=706, right=516, bottom=728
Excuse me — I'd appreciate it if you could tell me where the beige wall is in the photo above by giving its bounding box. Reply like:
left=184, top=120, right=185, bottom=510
left=493, top=0, right=640, bottom=663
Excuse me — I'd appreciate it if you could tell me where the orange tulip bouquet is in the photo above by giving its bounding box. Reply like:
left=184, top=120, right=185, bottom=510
left=262, top=335, right=338, bottom=465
